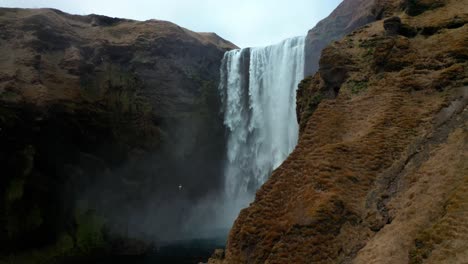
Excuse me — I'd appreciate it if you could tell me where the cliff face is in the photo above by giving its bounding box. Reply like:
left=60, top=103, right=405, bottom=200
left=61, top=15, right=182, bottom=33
left=304, top=0, right=401, bottom=76
left=218, top=0, right=467, bottom=263
left=0, top=8, right=236, bottom=260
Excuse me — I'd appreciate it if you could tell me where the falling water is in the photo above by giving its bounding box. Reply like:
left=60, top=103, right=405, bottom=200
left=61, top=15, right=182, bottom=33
left=218, top=36, right=306, bottom=224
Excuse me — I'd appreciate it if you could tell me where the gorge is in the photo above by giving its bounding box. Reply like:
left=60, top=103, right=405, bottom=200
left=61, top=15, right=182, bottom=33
left=0, top=0, right=467, bottom=263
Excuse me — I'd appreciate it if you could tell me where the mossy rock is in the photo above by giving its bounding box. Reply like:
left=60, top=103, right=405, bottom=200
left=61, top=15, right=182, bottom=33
left=5, top=178, right=25, bottom=203
left=1, top=208, right=107, bottom=263
left=302, top=93, right=325, bottom=128
left=75, top=209, right=105, bottom=254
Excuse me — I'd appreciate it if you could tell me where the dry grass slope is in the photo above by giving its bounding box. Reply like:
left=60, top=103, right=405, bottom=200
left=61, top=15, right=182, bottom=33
left=217, top=0, right=468, bottom=263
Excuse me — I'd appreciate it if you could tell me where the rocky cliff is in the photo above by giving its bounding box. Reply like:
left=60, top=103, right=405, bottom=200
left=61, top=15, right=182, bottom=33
left=215, top=0, right=467, bottom=263
left=304, top=0, right=400, bottom=76
left=0, top=8, right=236, bottom=262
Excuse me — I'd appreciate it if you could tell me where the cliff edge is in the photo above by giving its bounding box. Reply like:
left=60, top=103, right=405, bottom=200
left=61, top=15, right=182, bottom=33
left=215, top=0, right=467, bottom=263
left=0, top=8, right=236, bottom=262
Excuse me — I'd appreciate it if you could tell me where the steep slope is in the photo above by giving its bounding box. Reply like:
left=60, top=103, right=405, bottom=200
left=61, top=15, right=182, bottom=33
left=215, top=0, right=468, bottom=263
left=304, top=0, right=401, bottom=76
left=0, top=8, right=236, bottom=261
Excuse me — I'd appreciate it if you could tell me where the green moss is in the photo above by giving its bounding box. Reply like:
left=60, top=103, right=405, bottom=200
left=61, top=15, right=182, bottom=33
left=364, top=47, right=375, bottom=58
left=0, top=91, right=21, bottom=101
left=80, top=63, right=143, bottom=105
left=75, top=209, right=105, bottom=254
left=360, top=39, right=378, bottom=61
left=79, top=63, right=158, bottom=151
left=309, top=94, right=324, bottom=110
left=300, top=92, right=324, bottom=127
left=5, top=178, right=25, bottom=203
left=348, top=81, right=368, bottom=94
left=55, top=233, right=75, bottom=256
left=360, top=39, right=378, bottom=49
left=1, top=209, right=107, bottom=263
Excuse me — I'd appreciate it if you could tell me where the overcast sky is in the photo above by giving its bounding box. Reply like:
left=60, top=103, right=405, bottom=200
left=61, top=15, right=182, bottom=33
left=0, top=0, right=342, bottom=47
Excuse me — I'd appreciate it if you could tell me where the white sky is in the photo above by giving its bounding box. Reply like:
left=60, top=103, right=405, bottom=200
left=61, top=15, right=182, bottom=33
left=0, top=0, right=342, bottom=48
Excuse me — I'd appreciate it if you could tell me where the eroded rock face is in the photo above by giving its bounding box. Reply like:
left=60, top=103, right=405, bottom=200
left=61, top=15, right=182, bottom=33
left=0, top=7, right=237, bottom=259
left=221, top=0, right=468, bottom=263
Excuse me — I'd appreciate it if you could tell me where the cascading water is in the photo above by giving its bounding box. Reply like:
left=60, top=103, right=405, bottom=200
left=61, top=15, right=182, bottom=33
left=218, top=36, right=306, bottom=224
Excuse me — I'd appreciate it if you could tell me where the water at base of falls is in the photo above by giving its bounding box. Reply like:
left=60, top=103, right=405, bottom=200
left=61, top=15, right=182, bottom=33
left=218, top=36, right=306, bottom=225
left=56, top=237, right=225, bottom=264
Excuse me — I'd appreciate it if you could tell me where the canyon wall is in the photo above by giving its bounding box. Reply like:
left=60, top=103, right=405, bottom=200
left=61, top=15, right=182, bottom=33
left=215, top=0, right=468, bottom=263
left=0, top=8, right=236, bottom=261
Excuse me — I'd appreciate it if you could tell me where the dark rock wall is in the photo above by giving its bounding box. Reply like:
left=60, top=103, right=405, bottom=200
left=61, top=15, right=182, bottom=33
left=0, top=8, right=236, bottom=259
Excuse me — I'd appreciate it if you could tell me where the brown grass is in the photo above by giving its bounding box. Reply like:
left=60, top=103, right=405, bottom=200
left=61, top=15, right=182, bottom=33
left=221, top=0, right=468, bottom=263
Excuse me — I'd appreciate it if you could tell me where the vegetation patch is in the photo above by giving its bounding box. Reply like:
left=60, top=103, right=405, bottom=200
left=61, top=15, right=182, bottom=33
left=75, top=209, right=105, bottom=254
left=348, top=81, right=368, bottom=94
left=360, top=38, right=380, bottom=59
left=296, top=76, right=331, bottom=132
left=5, top=178, right=25, bottom=203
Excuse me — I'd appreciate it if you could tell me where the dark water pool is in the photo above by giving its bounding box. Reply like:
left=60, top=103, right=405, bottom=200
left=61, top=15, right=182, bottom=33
left=58, top=238, right=225, bottom=264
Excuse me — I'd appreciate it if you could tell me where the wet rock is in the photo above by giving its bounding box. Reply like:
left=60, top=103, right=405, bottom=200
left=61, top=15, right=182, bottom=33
left=0, top=7, right=237, bottom=261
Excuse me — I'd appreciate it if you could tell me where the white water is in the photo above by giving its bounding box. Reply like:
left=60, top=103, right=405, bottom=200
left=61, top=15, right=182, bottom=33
left=218, top=36, right=306, bottom=224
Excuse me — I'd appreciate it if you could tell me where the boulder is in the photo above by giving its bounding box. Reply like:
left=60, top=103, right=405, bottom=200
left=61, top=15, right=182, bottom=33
left=384, top=16, right=402, bottom=36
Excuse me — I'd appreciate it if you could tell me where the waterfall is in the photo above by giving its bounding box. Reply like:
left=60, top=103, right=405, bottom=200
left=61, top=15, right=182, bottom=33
left=218, top=36, right=306, bottom=224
